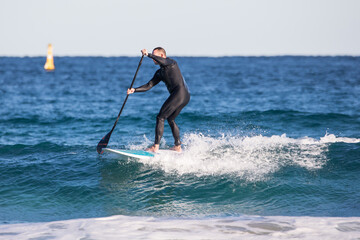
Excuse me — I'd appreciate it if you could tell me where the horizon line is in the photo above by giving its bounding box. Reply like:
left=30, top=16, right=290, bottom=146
left=1, top=54, right=360, bottom=58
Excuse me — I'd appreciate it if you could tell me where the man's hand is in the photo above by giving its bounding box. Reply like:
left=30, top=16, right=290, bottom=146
left=127, top=88, right=135, bottom=95
left=141, top=49, right=148, bottom=56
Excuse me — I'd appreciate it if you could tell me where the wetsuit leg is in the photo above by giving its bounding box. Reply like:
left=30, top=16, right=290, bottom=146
left=167, top=95, right=190, bottom=146
left=155, top=117, right=165, bottom=145
left=155, top=91, right=190, bottom=145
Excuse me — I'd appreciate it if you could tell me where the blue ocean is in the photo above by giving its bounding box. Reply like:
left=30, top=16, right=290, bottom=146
left=0, top=56, right=359, bottom=239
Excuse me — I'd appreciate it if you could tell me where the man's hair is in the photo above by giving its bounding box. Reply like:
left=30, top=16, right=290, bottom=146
left=153, top=47, right=166, bottom=57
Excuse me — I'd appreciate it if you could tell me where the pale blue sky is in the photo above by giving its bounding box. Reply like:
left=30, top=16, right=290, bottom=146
left=0, top=0, right=359, bottom=56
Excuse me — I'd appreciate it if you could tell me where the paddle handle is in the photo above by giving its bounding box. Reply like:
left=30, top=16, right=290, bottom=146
left=129, top=54, right=145, bottom=90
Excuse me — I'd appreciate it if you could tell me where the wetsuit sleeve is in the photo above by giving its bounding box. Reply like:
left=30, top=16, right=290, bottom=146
left=134, top=70, right=161, bottom=92
left=148, top=53, right=174, bottom=67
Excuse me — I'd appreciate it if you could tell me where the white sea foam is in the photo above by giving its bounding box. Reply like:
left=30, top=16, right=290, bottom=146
left=320, top=133, right=360, bottom=144
left=1, top=214, right=360, bottom=240
left=132, top=133, right=360, bottom=181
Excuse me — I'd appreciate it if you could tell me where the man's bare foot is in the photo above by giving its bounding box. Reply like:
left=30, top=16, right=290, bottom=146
left=146, top=144, right=159, bottom=153
left=170, top=145, right=182, bottom=152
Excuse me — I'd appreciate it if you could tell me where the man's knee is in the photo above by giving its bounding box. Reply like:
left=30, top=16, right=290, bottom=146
left=156, top=115, right=165, bottom=123
left=167, top=118, right=176, bottom=126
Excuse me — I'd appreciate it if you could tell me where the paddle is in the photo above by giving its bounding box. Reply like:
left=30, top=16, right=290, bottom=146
left=97, top=54, right=145, bottom=154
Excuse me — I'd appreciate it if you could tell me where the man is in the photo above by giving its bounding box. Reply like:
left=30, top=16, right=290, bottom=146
left=127, top=47, right=190, bottom=152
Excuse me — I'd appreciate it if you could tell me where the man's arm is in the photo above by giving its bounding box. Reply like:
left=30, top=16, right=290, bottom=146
left=141, top=48, right=174, bottom=67
left=127, top=70, right=161, bottom=94
left=147, top=53, right=174, bottom=67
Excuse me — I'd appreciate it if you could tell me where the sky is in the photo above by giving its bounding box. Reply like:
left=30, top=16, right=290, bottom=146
left=0, top=0, right=359, bottom=56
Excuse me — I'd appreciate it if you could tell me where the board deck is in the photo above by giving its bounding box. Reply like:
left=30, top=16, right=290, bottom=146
left=103, top=148, right=181, bottom=160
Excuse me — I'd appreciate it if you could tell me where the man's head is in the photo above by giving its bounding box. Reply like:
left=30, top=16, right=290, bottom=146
left=152, top=47, right=166, bottom=65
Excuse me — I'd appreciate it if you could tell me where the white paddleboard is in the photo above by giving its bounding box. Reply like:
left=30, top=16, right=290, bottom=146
left=103, top=148, right=181, bottom=160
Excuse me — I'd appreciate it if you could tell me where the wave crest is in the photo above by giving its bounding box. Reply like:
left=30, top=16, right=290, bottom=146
left=134, top=133, right=360, bottom=181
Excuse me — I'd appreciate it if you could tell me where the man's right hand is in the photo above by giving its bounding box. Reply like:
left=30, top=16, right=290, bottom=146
left=127, top=88, right=135, bottom=95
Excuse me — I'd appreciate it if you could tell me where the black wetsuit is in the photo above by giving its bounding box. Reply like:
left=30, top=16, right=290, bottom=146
left=134, top=54, right=190, bottom=146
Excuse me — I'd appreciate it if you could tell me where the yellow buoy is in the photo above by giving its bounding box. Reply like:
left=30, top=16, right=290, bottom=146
left=44, top=44, right=55, bottom=71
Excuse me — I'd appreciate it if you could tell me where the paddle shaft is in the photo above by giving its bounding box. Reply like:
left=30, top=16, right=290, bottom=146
left=110, top=56, right=144, bottom=132
left=97, top=55, right=144, bottom=153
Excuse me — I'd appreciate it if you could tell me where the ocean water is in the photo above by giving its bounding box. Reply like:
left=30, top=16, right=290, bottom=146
left=0, top=56, right=359, bottom=239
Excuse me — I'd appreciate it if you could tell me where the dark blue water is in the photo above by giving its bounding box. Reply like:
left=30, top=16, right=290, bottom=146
left=0, top=56, right=359, bottom=223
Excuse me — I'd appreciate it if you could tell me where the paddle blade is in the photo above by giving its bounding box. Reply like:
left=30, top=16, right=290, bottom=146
left=97, top=131, right=112, bottom=154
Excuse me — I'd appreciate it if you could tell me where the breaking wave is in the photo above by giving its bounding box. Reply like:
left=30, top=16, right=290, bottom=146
left=131, top=133, right=360, bottom=181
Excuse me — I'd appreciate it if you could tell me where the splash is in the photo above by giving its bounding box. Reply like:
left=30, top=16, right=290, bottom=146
left=130, top=133, right=360, bottom=181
